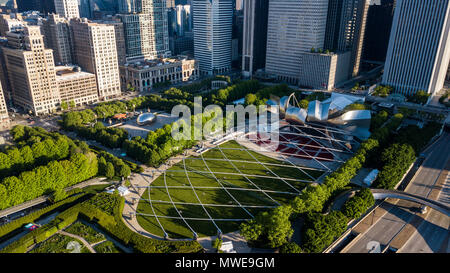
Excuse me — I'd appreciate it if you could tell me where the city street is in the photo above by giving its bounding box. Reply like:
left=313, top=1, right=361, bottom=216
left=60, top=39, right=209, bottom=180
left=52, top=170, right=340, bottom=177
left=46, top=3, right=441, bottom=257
left=342, top=132, right=450, bottom=253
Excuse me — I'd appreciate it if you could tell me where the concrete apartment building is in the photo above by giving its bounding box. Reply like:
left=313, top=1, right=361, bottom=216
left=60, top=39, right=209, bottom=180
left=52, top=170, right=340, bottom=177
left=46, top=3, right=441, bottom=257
left=192, top=0, right=233, bottom=75
left=55, top=65, right=99, bottom=107
left=265, top=0, right=329, bottom=85
left=70, top=18, right=121, bottom=100
left=382, top=0, right=450, bottom=96
left=42, top=14, right=72, bottom=65
left=120, top=56, right=198, bottom=92
left=54, top=0, right=80, bottom=19
left=2, top=26, right=60, bottom=115
left=0, top=82, right=9, bottom=130
left=299, top=51, right=351, bottom=90
left=242, top=0, right=269, bottom=78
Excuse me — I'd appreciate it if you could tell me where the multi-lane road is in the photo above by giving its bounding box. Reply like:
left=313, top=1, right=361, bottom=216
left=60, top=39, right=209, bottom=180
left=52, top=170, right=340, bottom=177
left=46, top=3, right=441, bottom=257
left=342, top=132, right=450, bottom=253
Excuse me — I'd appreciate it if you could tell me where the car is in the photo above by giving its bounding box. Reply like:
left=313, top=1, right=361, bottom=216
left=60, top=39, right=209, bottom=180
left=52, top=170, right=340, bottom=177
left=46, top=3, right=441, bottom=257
left=24, top=223, right=38, bottom=231
left=420, top=206, right=427, bottom=214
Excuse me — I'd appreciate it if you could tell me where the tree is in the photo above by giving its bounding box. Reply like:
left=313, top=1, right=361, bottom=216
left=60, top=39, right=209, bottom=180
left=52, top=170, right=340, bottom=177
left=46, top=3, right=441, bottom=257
left=245, top=93, right=257, bottom=105
left=299, top=99, right=309, bottom=109
left=61, top=101, right=69, bottom=111
left=280, top=242, right=302, bottom=253
left=117, top=163, right=131, bottom=178
left=265, top=206, right=294, bottom=248
left=51, top=188, right=68, bottom=203
left=240, top=219, right=263, bottom=242
left=105, top=162, right=115, bottom=179
left=69, top=101, right=76, bottom=108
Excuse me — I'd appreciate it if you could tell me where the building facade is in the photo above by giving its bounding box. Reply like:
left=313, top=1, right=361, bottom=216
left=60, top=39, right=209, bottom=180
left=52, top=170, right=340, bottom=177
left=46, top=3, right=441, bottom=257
left=193, top=0, right=233, bottom=75
left=265, top=0, right=329, bottom=85
left=299, top=51, right=351, bottom=90
left=42, top=14, right=72, bottom=65
left=362, top=0, right=396, bottom=62
left=54, top=0, right=80, bottom=19
left=120, top=56, right=198, bottom=92
left=55, top=66, right=99, bottom=106
left=0, top=13, right=24, bottom=37
left=0, top=82, right=9, bottom=130
left=2, top=26, right=60, bottom=115
left=70, top=18, right=121, bottom=100
left=324, top=0, right=369, bottom=77
left=382, top=0, right=450, bottom=96
left=242, top=0, right=269, bottom=78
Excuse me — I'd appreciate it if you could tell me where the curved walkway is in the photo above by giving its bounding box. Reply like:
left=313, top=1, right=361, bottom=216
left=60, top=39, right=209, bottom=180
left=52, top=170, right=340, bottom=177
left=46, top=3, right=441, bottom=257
left=371, top=189, right=450, bottom=217
left=58, top=230, right=96, bottom=253
left=329, top=188, right=450, bottom=217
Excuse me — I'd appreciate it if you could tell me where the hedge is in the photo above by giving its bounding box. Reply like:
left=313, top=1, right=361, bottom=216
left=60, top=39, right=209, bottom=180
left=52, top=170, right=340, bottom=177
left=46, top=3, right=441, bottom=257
left=0, top=193, right=88, bottom=240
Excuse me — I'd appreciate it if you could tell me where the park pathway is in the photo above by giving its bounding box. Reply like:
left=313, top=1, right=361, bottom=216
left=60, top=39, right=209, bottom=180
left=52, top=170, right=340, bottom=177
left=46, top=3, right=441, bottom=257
left=58, top=230, right=97, bottom=253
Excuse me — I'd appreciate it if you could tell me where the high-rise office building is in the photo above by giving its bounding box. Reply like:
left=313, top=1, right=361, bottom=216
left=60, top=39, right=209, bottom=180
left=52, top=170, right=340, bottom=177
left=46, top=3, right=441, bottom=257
left=118, top=0, right=139, bottom=13
left=70, top=18, right=121, bottom=100
left=95, top=18, right=127, bottom=65
left=2, top=26, right=60, bottom=115
left=119, top=14, right=159, bottom=61
left=0, top=82, right=9, bottom=130
left=192, top=0, right=233, bottom=75
left=362, top=0, right=395, bottom=62
left=242, top=0, right=269, bottom=77
left=54, top=0, right=80, bottom=18
left=17, top=0, right=55, bottom=15
left=42, top=14, right=72, bottom=65
left=265, top=0, right=329, bottom=85
left=382, top=0, right=450, bottom=96
left=176, top=5, right=192, bottom=36
left=167, top=0, right=176, bottom=8
left=324, top=0, right=369, bottom=77
left=118, top=0, right=170, bottom=60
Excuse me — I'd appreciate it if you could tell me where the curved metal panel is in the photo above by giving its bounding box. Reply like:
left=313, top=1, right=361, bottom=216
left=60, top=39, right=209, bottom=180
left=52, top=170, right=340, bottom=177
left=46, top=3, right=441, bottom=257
left=137, top=113, right=157, bottom=126
left=285, top=107, right=307, bottom=125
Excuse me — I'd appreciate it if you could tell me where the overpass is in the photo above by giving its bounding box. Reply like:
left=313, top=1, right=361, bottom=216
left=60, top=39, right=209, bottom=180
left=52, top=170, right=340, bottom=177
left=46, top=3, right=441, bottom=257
left=370, top=189, right=450, bottom=217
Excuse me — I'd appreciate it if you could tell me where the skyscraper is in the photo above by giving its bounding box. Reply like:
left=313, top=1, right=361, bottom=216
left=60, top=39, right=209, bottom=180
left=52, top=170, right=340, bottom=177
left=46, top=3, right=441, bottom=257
left=42, top=14, right=73, bottom=65
left=382, top=0, right=450, bottom=96
left=362, top=0, right=396, bottom=62
left=118, top=0, right=170, bottom=60
left=265, top=0, right=329, bottom=85
left=2, top=26, right=60, bottom=115
left=242, top=0, right=269, bottom=77
left=193, top=0, right=233, bottom=75
left=119, top=14, right=160, bottom=61
left=176, top=5, right=192, bottom=36
left=54, top=0, right=80, bottom=18
left=70, top=18, right=121, bottom=100
left=324, top=0, right=369, bottom=77
left=16, top=0, right=55, bottom=15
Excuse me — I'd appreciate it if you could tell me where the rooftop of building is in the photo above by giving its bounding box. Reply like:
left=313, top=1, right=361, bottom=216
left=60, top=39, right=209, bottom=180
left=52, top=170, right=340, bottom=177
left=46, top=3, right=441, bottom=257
left=55, top=66, right=95, bottom=81
left=123, top=55, right=195, bottom=69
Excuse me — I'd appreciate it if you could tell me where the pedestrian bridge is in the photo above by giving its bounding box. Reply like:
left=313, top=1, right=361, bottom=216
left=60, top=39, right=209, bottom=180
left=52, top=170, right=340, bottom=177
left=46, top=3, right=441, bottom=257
left=371, top=189, right=450, bottom=217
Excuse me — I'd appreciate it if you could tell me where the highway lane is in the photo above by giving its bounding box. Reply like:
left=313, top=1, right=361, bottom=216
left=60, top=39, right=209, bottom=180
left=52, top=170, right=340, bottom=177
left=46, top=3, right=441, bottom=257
left=343, top=132, right=450, bottom=253
left=399, top=170, right=450, bottom=253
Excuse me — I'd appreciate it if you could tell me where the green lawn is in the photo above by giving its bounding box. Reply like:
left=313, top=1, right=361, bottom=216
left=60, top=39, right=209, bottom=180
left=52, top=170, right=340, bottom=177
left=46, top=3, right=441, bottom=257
left=29, top=234, right=91, bottom=253
left=136, top=140, right=323, bottom=239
